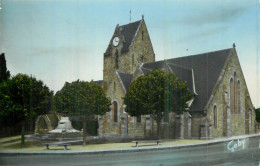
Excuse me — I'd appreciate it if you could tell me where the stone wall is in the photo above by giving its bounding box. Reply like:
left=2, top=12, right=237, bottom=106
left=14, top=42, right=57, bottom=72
left=102, top=72, right=125, bottom=135
left=207, top=48, right=256, bottom=138
left=128, top=20, right=155, bottom=73
left=190, top=112, right=204, bottom=139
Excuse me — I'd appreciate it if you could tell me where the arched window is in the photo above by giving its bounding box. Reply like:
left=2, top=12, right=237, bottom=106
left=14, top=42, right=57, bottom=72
left=142, top=31, right=144, bottom=40
left=237, top=80, right=240, bottom=114
left=113, top=101, right=118, bottom=123
left=114, top=82, right=116, bottom=92
left=213, top=105, right=217, bottom=128
left=230, top=78, right=234, bottom=114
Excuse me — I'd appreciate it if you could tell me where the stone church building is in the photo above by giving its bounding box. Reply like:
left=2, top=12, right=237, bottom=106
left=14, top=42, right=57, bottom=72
left=96, top=16, right=256, bottom=139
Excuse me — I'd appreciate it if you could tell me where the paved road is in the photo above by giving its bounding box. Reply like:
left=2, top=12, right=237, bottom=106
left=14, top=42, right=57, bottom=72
left=0, top=136, right=259, bottom=166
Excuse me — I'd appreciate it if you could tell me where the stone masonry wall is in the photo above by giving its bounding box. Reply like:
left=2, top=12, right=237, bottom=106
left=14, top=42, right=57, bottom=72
left=102, top=72, right=125, bottom=135
left=190, top=112, right=204, bottom=139
left=128, top=20, right=155, bottom=73
left=207, top=48, right=255, bottom=138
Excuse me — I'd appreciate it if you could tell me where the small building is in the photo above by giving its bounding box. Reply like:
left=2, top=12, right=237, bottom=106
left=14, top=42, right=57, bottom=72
left=97, top=16, right=256, bottom=139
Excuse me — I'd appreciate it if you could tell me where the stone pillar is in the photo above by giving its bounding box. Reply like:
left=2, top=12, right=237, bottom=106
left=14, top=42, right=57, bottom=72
left=180, top=114, right=184, bottom=139
left=145, top=115, right=151, bottom=138
left=184, top=112, right=192, bottom=139
left=225, top=91, right=231, bottom=137
left=209, top=125, right=213, bottom=139
left=120, top=113, right=128, bottom=138
left=199, top=117, right=208, bottom=139
left=188, top=117, right=192, bottom=139
left=227, top=107, right=231, bottom=137
left=122, top=105, right=126, bottom=113
left=98, top=115, right=103, bottom=137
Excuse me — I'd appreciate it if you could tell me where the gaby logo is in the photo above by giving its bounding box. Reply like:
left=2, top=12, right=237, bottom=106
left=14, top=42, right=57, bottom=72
left=227, top=139, right=246, bottom=152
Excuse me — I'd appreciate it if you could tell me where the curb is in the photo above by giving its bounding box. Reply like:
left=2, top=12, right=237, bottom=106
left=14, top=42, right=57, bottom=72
left=0, top=133, right=259, bottom=156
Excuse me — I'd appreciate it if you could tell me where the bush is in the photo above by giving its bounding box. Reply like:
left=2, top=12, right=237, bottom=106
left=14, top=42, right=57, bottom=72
left=71, top=119, right=98, bottom=136
left=71, top=120, right=83, bottom=131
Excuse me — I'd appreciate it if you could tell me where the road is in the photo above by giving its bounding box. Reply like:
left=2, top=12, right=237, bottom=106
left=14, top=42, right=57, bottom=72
left=0, top=136, right=259, bottom=166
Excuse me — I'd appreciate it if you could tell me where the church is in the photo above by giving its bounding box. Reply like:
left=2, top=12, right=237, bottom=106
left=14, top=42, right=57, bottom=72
left=96, top=16, right=256, bottom=139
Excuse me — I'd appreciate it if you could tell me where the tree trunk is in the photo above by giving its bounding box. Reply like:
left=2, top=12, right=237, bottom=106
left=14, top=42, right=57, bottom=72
left=157, top=119, right=161, bottom=139
left=21, top=121, right=25, bottom=148
left=83, top=117, right=87, bottom=146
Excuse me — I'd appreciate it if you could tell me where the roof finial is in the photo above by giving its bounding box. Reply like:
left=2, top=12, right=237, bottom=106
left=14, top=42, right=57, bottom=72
left=233, top=43, right=236, bottom=48
left=142, top=14, right=144, bottom=20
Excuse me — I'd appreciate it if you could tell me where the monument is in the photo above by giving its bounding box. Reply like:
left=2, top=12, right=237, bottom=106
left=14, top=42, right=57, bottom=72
left=49, top=117, right=80, bottom=133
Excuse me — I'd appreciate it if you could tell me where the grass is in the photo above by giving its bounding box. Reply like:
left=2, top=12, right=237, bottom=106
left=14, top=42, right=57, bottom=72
left=0, top=135, right=42, bottom=150
left=0, top=135, right=208, bottom=151
left=0, top=135, right=21, bottom=143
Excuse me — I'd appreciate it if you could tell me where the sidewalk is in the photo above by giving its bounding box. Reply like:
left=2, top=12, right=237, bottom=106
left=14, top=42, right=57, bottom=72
left=0, top=133, right=259, bottom=155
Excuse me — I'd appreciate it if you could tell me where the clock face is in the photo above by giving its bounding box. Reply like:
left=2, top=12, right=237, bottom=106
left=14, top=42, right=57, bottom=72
left=113, top=37, right=120, bottom=47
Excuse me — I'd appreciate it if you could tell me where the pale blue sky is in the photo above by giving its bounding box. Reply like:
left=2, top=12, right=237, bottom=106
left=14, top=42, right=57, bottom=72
left=0, top=0, right=259, bottom=107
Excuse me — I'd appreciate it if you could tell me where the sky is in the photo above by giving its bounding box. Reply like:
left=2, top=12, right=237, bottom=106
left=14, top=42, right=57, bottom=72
left=0, top=0, right=259, bottom=108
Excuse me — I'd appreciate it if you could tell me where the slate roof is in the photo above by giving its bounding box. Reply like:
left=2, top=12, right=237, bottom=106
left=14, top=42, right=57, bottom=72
left=141, top=67, right=153, bottom=75
left=138, top=48, right=232, bottom=111
left=142, top=60, right=164, bottom=70
left=93, top=80, right=103, bottom=86
left=120, top=20, right=142, bottom=53
left=117, top=72, right=133, bottom=91
left=167, top=63, right=194, bottom=94
left=104, top=20, right=142, bottom=56
left=166, top=48, right=232, bottom=111
left=141, top=61, right=194, bottom=92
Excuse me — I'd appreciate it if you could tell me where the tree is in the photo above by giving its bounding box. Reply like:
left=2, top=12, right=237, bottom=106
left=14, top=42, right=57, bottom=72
left=124, top=69, right=193, bottom=138
left=54, top=80, right=110, bottom=146
left=0, top=53, right=10, bottom=83
left=0, top=74, right=53, bottom=141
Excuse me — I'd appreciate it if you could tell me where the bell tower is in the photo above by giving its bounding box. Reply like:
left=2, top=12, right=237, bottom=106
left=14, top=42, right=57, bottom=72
left=103, top=16, right=155, bottom=94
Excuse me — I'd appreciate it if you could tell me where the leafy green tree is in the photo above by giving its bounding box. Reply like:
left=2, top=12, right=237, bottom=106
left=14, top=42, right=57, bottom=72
left=0, top=74, right=53, bottom=142
left=124, top=69, right=193, bottom=138
left=0, top=53, right=10, bottom=83
left=54, top=80, right=110, bottom=146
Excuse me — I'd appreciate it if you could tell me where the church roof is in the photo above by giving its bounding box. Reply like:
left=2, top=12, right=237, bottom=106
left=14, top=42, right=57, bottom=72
left=141, top=61, right=195, bottom=96
left=117, top=72, right=133, bottom=91
left=104, top=20, right=142, bottom=56
left=140, top=48, right=232, bottom=111
left=120, top=20, right=142, bottom=53
left=167, top=48, right=232, bottom=111
left=167, top=63, right=194, bottom=94
left=93, top=80, right=103, bottom=86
